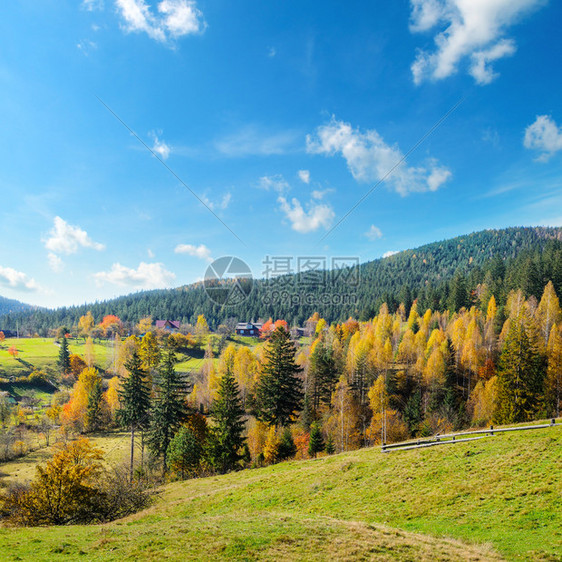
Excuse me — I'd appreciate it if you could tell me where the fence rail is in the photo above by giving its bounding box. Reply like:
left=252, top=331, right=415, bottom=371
left=381, top=419, right=560, bottom=453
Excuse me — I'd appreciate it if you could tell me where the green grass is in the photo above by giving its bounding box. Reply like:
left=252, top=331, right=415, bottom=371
left=2, top=426, right=561, bottom=560
left=0, top=338, right=113, bottom=378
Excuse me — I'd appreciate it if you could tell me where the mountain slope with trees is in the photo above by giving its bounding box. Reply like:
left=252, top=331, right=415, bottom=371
left=2, top=226, right=562, bottom=334
left=0, top=295, right=32, bottom=317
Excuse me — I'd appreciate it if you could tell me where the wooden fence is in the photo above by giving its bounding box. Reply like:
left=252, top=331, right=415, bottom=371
left=381, top=419, right=560, bottom=453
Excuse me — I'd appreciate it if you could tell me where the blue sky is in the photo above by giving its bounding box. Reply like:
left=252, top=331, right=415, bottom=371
left=1, top=0, right=562, bottom=308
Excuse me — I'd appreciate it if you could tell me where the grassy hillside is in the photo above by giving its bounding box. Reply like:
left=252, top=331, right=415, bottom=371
left=1, top=426, right=561, bottom=561
left=0, top=338, right=113, bottom=378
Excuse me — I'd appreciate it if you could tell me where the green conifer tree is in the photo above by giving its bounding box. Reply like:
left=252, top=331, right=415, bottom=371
left=118, top=350, right=151, bottom=481
left=308, top=422, right=325, bottom=458
left=277, top=426, right=297, bottom=460
left=57, top=335, right=71, bottom=375
left=255, top=326, right=303, bottom=426
left=148, top=350, right=187, bottom=474
left=208, top=364, right=246, bottom=473
left=495, top=316, right=546, bottom=423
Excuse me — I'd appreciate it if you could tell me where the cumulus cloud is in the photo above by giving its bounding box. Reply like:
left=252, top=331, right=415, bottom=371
left=307, top=117, right=451, bottom=196
left=383, top=250, right=400, bottom=258
left=365, top=225, right=383, bottom=241
left=524, top=115, right=562, bottom=162
left=94, top=262, right=175, bottom=288
left=174, top=243, right=213, bottom=261
left=44, top=217, right=105, bottom=268
left=258, top=175, right=290, bottom=194
left=0, top=266, right=39, bottom=292
left=409, top=0, right=545, bottom=85
left=298, top=169, right=311, bottom=184
left=278, top=196, right=335, bottom=233
left=115, top=0, right=206, bottom=43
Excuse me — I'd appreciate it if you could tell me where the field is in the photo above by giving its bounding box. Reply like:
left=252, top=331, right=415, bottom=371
left=0, top=338, right=114, bottom=378
left=1, top=425, right=561, bottom=561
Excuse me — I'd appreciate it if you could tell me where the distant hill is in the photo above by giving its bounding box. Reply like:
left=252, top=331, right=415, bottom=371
left=0, top=295, right=33, bottom=317
left=2, top=226, right=562, bottom=334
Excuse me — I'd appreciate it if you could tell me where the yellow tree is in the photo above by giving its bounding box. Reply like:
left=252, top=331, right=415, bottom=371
left=325, top=376, right=360, bottom=453
left=467, top=376, right=499, bottom=426
left=367, top=375, right=408, bottom=445
left=105, top=376, right=121, bottom=422
left=139, top=332, right=161, bottom=375
left=536, top=281, right=562, bottom=347
left=78, top=311, right=94, bottom=339
left=84, top=337, right=95, bottom=368
left=233, top=346, right=258, bottom=407
left=137, top=316, right=153, bottom=334
left=546, top=324, right=562, bottom=417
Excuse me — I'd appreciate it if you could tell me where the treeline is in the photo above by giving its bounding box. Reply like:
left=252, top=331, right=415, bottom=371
left=3, top=227, right=562, bottom=333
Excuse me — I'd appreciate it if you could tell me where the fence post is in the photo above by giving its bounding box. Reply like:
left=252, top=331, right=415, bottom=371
left=490, top=425, right=494, bottom=436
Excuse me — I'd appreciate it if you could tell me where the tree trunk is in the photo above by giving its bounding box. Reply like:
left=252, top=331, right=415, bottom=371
left=130, top=425, right=135, bottom=482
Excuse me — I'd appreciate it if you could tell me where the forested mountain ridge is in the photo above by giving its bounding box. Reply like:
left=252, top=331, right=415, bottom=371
left=0, top=295, right=33, bottom=317
left=2, top=226, right=562, bottom=334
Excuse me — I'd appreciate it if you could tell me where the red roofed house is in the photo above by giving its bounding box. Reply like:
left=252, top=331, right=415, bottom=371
left=155, top=320, right=181, bottom=333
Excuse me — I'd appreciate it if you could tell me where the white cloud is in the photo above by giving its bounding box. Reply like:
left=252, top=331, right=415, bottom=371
left=311, top=188, right=334, bottom=200
left=383, top=250, right=399, bottom=258
left=0, top=266, right=39, bottom=292
left=278, top=196, right=335, bottom=233
left=365, top=225, right=383, bottom=241
left=94, top=262, right=175, bottom=288
left=215, top=126, right=299, bottom=157
left=151, top=134, right=171, bottom=159
left=307, top=117, right=451, bottom=196
left=44, top=217, right=105, bottom=257
left=268, top=47, right=277, bottom=58
left=77, top=39, right=98, bottom=55
left=82, top=0, right=104, bottom=11
left=298, top=169, right=310, bottom=184
left=201, top=192, right=231, bottom=211
left=115, top=0, right=205, bottom=44
left=524, top=115, right=562, bottom=162
left=258, top=175, right=290, bottom=193
left=47, top=253, right=63, bottom=273
left=409, top=0, right=545, bottom=85
left=147, top=248, right=155, bottom=258
left=174, top=243, right=212, bottom=261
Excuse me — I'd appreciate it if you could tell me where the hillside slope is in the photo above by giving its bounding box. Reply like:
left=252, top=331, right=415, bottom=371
left=2, top=225, right=562, bottom=332
left=1, top=426, right=561, bottom=561
left=0, top=295, right=32, bottom=318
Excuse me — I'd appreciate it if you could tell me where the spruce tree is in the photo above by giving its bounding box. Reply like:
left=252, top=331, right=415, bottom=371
left=209, top=364, right=246, bottom=473
left=57, top=335, right=71, bottom=375
left=167, top=426, right=202, bottom=479
left=255, top=326, right=303, bottom=426
left=147, top=350, right=187, bottom=474
left=118, top=350, right=151, bottom=481
left=308, top=422, right=324, bottom=458
left=277, top=426, right=297, bottom=460
left=495, top=316, right=546, bottom=423
left=403, top=389, right=423, bottom=436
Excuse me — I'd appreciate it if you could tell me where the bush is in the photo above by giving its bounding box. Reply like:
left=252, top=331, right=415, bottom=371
left=0, top=439, right=153, bottom=526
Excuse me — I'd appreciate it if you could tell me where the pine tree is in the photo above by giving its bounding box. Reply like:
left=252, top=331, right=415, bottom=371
left=255, top=327, right=303, bottom=426
left=495, top=316, right=546, bottom=424
left=118, top=350, right=151, bottom=481
left=147, top=350, right=187, bottom=474
left=403, top=389, right=422, bottom=436
left=57, top=336, right=71, bottom=375
left=308, top=422, right=324, bottom=458
left=209, top=364, right=246, bottom=473
left=167, top=426, right=202, bottom=479
left=277, top=426, right=297, bottom=460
